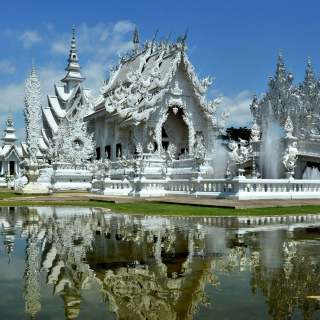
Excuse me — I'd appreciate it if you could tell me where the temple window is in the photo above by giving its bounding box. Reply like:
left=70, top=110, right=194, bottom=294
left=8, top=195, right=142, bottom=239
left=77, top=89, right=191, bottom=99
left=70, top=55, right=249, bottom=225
left=9, top=161, right=14, bottom=175
left=162, top=127, right=168, bottom=138
left=96, top=147, right=101, bottom=160
left=105, top=145, right=111, bottom=159
left=116, top=143, right=122, bottom=157
left=162, top=141, right=169, bottom=150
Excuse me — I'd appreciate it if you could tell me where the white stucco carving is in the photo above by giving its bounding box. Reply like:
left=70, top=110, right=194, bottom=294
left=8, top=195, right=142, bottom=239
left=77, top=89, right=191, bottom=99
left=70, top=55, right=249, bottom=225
left=24, top=59, right=42, bottom=163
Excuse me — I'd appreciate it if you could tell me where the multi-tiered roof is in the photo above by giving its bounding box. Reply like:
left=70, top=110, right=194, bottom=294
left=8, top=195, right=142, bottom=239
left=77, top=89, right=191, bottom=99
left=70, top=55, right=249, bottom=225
left=42, top=26, right=90, bottom=149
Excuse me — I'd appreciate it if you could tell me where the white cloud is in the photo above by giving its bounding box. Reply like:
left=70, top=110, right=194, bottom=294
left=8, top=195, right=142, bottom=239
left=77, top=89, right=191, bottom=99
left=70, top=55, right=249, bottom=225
left=82, top=60, right=109, bottom=96
left=48, top=21, right=135, bottom=95
left=113, top=20, right=135, bottom=34
left=0, top=60, right=15, bottom=73
left=219, top=90, right=254, bottom=128
left=50, top=33, right=70, bottom=54
left=37, top=63, right=65, bottom=99
left=44, top=23, right=55, bottom=31
left=2, top=29, right=13, bottom=37
left=0, top=83, right=24, bottom=112
left=0, top=21, right=139, bottom=140
left=19, top=31, right=41, bottom=48
left=50, top=21, right=134, bottom=62
left=188, top=45, right=197, bottom=53
left=15, top=126, right=25, bottom=142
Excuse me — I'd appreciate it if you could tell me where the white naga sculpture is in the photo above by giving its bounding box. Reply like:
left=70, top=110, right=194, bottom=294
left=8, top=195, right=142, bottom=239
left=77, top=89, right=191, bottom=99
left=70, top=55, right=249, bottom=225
left=228, top=139, right=252, bottom=176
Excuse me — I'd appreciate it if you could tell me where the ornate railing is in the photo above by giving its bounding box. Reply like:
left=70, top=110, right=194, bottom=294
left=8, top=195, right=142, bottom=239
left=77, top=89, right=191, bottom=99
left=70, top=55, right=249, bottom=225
left=53, top=163, right=88, bottom=171
left=91, top=177, right=320, bottom=199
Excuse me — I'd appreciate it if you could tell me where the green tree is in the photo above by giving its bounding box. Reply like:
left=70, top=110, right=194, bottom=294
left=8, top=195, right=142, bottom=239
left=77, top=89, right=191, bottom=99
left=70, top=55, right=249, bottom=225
left=218, top=126, right=251, bottom=142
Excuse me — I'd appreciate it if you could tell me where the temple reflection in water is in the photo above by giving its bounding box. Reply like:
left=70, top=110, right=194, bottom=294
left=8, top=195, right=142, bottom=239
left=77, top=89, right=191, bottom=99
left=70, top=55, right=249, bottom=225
left=1, top=207, right=320, bottom=319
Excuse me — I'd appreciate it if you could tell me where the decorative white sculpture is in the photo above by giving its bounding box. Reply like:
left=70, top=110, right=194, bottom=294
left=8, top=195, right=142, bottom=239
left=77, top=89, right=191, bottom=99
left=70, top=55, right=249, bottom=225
left=224, top=161, right=232, bottom=179
left=283, top=150, right=297, bottom=176
left=250, top=119, right=261, bottom=142
left=228, top=139, right=252, bottom=166
left=48, top=110, right=95, bottom=164
left=251, top=51, right=320, bottom=138
left=24, top=59, right=42, bottom=163
left=22, top=60, right=49, bottom=194
left=251, top=157, right=260, bottom=179
left=283, top=142, right=298, bottom=178
left=284, top=116, right=295, bottom=139
left=193, top=135, right=206, bottom=166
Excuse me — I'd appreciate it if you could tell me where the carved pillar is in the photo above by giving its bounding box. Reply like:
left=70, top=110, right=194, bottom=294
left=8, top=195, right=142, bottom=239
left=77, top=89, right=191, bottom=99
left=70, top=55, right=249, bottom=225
left=155, top=108, right=169, bottom=152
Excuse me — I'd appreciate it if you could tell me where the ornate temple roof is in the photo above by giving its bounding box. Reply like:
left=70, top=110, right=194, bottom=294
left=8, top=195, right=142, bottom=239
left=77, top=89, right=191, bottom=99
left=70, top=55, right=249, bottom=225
left=250, top=50, right=320, bottom=138
left=42, top=26, right=90, bottom=148
left=85, top=27, right=228, bottom=131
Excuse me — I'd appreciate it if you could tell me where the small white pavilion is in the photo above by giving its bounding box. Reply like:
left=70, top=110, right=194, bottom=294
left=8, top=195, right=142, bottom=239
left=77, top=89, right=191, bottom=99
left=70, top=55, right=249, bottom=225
left=0, top=110, right=22, bottom=179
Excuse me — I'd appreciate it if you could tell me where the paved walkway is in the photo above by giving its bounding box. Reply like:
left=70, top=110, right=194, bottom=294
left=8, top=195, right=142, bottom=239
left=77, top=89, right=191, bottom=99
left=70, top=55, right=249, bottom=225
left=6, top=192, right=320, bottom=209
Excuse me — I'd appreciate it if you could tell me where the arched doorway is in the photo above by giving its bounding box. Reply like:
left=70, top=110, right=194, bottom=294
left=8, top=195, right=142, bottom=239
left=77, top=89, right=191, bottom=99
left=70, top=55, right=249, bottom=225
left=162, top=107, right=189, bottom=158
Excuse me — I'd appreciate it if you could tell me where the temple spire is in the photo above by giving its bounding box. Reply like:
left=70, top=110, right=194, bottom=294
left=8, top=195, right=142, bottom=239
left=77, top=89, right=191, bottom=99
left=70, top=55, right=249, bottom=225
left=132, top=25, right=140, bottom=53
left=31, top=54, right=35, bottom=75
left=275, top=49, right=287, bottom=84
left=61, top=25, right=85, bottom=86
left=2, top=107, right=18, bottom=145
left=304, top=56, right=315, bottom=93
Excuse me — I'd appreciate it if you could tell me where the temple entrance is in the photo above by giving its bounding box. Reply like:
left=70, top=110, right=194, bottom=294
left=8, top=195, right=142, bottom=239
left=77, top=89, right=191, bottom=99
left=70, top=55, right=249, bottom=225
left=9, top=161, right=15, bottom=175
left=162, top=108, right=189, bottom=158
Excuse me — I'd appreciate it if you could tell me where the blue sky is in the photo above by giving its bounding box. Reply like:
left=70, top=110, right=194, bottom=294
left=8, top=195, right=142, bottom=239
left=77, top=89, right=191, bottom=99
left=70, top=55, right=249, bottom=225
left=0, top=0, right=319, bottom=142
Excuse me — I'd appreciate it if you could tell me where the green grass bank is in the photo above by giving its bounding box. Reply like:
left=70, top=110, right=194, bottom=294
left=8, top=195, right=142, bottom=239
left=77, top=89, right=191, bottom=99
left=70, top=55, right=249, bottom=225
left=1, top=190, right=320, bottom=216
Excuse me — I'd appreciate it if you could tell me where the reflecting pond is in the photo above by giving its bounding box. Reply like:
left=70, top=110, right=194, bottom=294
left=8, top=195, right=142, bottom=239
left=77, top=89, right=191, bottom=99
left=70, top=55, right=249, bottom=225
left=1, top=207, right=320, bottom=319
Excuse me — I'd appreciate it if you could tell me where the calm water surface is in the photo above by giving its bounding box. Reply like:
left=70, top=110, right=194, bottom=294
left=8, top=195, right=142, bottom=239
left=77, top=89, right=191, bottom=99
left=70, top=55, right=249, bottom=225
left=1, top=207, right=320, bottom=319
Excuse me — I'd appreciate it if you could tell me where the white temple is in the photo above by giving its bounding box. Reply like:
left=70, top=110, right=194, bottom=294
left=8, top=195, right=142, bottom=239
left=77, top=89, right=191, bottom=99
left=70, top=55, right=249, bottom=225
left=11, top=26, right=320, bottom=199
left=249, top=51, right=320, bottom=180
left=0, top=109, right=22, bottom=186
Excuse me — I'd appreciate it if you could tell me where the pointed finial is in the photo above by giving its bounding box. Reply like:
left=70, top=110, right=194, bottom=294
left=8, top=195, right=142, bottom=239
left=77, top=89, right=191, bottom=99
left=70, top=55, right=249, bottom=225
left=71, top=25, right=76, bottom=47
left=178, top=30, right=182, bottom=43
left=253, top=91, right=257, bottom=100
left=152, top=27, right=159, bottom=43
left=132, top=25, right=140, bottom=44
left=166, top=29, right=173, bottom=43
left=132, top=25, right=140, bottom=53
left=6, top=107, right=13, bottom=127
left=182, top=27, right=189, bottom=42
left=30, top=54, right=37, bottom=78
left=308, top=56, right=311, bottom=67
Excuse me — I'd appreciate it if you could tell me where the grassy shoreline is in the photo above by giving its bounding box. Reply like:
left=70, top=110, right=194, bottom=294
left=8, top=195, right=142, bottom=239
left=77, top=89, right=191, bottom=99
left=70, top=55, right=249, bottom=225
left=1, top=190, right=320, bottom=216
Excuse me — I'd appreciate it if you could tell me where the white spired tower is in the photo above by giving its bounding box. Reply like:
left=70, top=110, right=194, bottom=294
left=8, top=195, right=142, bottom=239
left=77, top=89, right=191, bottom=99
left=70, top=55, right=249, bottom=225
left=24, top=57, right=42, bottom=163
left=21, top=59, right=49, bottom=194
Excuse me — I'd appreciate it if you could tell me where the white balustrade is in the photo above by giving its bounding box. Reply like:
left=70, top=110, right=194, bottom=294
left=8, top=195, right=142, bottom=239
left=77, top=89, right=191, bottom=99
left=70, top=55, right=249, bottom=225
left=91, top=156, right=320, bottom=199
